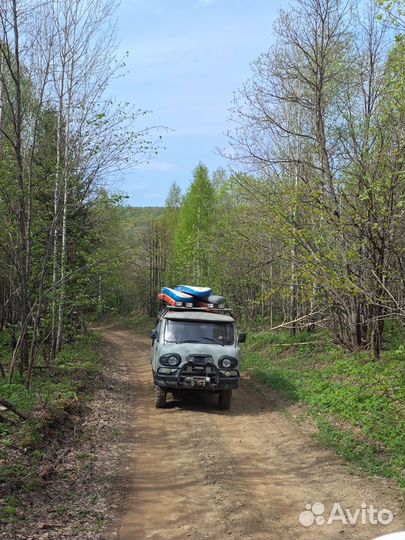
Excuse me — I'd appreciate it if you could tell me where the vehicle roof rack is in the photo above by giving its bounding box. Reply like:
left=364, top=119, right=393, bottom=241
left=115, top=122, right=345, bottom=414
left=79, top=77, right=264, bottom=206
left=158, top=305, right=234, bottom=318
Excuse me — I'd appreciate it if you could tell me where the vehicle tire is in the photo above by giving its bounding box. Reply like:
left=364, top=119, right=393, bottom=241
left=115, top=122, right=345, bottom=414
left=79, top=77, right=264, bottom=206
left=218, top=389, right=232, bottom=410
left=154, top=386, right=167, bottom=408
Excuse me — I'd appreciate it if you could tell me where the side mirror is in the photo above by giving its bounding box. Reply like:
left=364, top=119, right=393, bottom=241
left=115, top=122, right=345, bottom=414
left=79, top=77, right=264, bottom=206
left=238, top=332, right=246, bottom=344
left=150, top=329, right=158, bottom=341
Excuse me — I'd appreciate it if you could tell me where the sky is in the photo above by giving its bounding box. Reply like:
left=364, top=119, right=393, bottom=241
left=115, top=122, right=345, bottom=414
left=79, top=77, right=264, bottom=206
left=109, top=0, right=282, bottom=206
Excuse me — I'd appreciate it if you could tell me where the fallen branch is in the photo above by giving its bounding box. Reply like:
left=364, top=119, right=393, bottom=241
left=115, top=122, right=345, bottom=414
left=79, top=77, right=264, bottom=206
left=269, top=311, right=323, bottom=331
left=0, top=398, right=29, bottom=420
left=38, top=448, right=70, bottom=480
left=262, top=340, right=329, bottom=347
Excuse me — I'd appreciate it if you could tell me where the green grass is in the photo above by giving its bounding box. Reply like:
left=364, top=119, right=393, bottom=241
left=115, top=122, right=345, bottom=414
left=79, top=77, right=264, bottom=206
left=242, top=327, right=405, bottom=485
left=0, top=332, right=103, bottom=490
left=0, top=333, right=101, bottom=417
left=0, top=495, right=18, bottom=523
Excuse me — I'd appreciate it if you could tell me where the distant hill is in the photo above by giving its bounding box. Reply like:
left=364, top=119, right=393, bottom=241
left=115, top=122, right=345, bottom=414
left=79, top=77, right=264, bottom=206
left=121, top=206, right=164, bottom=224
left=120, top=206, right=164, bottom=247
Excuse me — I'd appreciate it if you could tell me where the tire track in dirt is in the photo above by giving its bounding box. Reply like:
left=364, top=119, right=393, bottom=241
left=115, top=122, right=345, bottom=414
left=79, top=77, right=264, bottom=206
left=103, top=325, right=404, bottom=540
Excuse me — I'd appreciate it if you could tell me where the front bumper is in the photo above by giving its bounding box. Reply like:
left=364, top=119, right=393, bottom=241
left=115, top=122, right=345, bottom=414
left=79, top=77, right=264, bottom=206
left=154, top=361, right=239, bottom=391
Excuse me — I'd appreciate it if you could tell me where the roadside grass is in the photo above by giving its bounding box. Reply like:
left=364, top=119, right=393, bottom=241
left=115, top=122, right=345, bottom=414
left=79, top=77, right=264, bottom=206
left=0, top=332, right=102, bottom=517
left=242, top=326, right=405, bottom=486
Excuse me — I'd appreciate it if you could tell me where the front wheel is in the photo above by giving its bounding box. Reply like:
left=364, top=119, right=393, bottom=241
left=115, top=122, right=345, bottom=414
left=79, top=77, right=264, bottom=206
left=154, top=386, right=167, bottom=408
left=218, top=389, right=232, bottom=410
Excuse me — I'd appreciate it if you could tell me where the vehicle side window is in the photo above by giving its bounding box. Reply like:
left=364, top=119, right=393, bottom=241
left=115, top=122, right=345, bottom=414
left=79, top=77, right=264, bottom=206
left=164, top=320, right=176, bottom=342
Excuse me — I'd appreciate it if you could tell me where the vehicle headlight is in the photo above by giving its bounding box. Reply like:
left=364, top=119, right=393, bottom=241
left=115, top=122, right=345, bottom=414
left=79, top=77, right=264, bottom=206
left=159, top=354, right=181, bottom=367
left=168, top=355, right=179, bottom=366
left=218, top=356, right=238, bottom=369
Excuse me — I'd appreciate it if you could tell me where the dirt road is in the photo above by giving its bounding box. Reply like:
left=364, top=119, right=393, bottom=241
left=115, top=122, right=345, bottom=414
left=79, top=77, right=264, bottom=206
left=104, top=325, right=403, bottom=540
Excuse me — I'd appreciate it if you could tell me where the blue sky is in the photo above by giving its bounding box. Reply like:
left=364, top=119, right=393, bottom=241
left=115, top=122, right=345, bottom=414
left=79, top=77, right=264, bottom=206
left=110, top=0, right=281, bottom=206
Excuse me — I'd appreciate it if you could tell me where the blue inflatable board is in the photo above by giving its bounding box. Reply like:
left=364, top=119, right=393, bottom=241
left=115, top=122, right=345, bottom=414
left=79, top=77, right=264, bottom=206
left=161, top=287, right=195, bottom=303
left=175, top=285, right=212, bottom=298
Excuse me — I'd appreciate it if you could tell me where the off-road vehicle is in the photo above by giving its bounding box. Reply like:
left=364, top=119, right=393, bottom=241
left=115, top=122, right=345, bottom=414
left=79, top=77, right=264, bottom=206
left=151, top=306, right=245, bottom=410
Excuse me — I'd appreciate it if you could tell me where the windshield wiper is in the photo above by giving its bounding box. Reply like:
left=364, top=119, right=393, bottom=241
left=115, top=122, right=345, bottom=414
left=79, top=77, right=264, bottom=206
left=165, top=339, right=200, bottom=344
left=167, top=338, right=225, bottom=345
left=200, top=336, right=224, bottom=346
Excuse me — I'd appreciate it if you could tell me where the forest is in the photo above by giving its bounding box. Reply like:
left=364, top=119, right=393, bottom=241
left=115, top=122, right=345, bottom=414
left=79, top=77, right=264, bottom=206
left=0, top=0, right=402, bottom=391
left=127, top=0, right=405, bottom=360
left=0, top=0, right=160, bottom=390
left=0, top=0, right=402, bottom=382
left=0, top=0, right=404, bottom=536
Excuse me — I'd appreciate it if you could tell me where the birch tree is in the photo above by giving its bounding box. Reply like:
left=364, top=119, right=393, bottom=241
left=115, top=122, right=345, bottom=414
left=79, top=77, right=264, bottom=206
left=227, top=0, right=405, bottom=355
left=0, top=0, right=160, bottom=384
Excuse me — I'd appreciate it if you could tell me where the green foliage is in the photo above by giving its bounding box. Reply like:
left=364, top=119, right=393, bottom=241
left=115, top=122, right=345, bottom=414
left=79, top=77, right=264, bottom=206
left=120, top=206, right=164, bottom=230
left=0, top=494, right=19, bottom=523
left=173, top=163, right=215, bottom=284
left=0, top=0, right=160, bottom=385
left=0, top=332, right=104, bottom=522
left=82, top=196, right=164, bottom=318
left=0, top=334, right=101, bottom=442
left=162, top=183, right=183, bottom=284
left=242, top=328, right=405, bottom=484
left=220, top=0, right=405, bottom=355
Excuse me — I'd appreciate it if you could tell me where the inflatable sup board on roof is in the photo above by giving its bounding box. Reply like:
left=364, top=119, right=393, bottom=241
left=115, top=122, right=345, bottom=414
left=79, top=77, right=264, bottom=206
left=158, top=292, right=177, bottom=306
left=175, top=285, right=212, bottom=298
left=160, top=287, right=194, bottom=303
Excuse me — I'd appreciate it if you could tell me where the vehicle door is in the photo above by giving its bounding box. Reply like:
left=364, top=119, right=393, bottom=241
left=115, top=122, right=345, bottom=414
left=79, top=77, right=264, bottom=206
left=151, top=319, right=162, bottom=371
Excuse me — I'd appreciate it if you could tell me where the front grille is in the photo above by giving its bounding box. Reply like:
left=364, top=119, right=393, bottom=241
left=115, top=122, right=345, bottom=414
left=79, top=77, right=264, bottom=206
left=186, top=354, right=213, bottom=366
left=179, top=359, right=219, bottom=386
left=181, top=364, right=215, bottom=376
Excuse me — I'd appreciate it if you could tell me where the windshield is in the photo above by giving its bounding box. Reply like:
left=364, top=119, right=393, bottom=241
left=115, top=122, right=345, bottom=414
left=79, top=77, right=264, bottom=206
left=164, top=320, right=235, bottom=346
